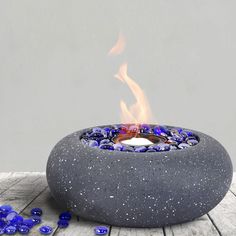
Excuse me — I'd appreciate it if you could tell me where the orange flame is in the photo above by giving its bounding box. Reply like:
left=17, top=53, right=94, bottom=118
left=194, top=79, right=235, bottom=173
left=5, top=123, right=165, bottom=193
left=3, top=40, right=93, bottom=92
left=115, top=63, right=153, bottom=125
left=108, top=32, right=126, bottom=56
left=109, top=33, right=153, bottom=126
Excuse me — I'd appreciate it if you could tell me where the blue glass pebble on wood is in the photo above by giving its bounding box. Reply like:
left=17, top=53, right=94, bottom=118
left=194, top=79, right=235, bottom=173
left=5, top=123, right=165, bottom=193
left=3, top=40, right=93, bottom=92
left=39, top=226, right=53, bottom=235
left=0, top=228, right=4, bottom=235
left=0, top=205, right=12, bottom=218
left=6, top=211, right=23, bottom=225
left=59, top=212, right=72, bottom=221
left=18, top=225, right=30, bottom=235
left=31, top=215, right=41, bottom=225
left=57, top=219, right=69, bottom=228
left=94, top=226, right=108, bottom=235
left=4, top=225, right=17, bottom=235
left=22, top=219, right=34, bottom=229
left=0, top=219, right=6, bottom=228
left=31, top=207, right=43, bottom=216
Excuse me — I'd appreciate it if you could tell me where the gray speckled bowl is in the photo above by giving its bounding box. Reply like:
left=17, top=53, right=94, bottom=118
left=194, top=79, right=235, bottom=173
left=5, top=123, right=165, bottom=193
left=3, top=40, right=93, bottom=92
left=46, top=125, right=233, bottom=227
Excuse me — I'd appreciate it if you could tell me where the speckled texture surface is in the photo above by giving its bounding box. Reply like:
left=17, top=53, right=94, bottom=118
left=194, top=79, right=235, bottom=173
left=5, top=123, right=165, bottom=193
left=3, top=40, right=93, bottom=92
left=46, top=125, right=233, bottom=227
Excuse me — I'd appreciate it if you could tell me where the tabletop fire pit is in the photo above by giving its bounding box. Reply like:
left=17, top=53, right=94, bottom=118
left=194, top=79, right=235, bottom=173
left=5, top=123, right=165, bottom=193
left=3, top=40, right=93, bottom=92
left=46, top=124, right=233, bottom=227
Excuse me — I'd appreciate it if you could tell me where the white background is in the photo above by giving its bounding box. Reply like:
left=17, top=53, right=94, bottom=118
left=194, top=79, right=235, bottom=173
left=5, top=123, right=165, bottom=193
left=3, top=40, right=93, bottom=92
left=0, top=0, right=235, bottom=171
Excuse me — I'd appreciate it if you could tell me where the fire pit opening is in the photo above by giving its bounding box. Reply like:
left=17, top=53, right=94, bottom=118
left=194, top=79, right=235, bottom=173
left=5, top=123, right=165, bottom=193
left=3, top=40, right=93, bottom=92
left=80, top=124, right=199, bottom=153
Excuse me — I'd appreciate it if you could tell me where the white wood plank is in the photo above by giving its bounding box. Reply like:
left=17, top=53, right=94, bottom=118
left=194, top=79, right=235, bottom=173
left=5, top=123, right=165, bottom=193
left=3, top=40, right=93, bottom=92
left=208, top=190, right=236, bottom=236
left=0, top=173, right=27, bottom=194
left=230, top=172, right=236, bottom=196
left=0, top=173, right=47, bottom=212
left=165, top=215, right=219, bottom=236
left=55, top=219, right=110, bottom=236
left=110, top=227, right=164, bottom=236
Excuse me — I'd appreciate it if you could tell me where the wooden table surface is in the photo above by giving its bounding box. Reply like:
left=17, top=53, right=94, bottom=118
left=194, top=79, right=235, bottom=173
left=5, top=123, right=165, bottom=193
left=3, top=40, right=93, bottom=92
left=0, top=172, right=235, bottom=236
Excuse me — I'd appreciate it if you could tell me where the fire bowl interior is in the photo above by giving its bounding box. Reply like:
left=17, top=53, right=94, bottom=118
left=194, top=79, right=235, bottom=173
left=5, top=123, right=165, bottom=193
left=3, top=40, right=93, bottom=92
left=46, top=125, right=233, bottom=228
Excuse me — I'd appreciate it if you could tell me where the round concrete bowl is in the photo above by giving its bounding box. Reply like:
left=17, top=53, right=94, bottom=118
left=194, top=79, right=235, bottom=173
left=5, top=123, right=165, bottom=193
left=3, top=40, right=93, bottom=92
left=46, top=125, right=233, bottom=227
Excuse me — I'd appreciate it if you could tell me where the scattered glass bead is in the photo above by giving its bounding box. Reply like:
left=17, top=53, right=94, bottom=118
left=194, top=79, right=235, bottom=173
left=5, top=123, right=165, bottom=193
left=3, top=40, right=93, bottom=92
left=113, top=143, right=123, bottom=151
left=18, top=225, right=30, bottom=235
left=0, top=205, right=12, bottom=218
left=140, top=124, right=151, bottom=133
left=31, top=215, right=41, bottom=225
left=159, top=143, right=170, bottom=151
left=172, top=134, right=184, bottom=143
left=100, top=139, right=110, bottom=145
left=178, top=143, right=190, bottom=149
left=22, top=219, right=34, bottom=229
left=0, top=219, right=6, bottom=228
left=121, top=146, right=134, bottom=152
left=187, top=139, right=199, bottom=146
left=0, top=228, right=4, bottom=235
left=134, top=146, right=147, bottom=152
left=92, top=127, right=103, bottom=133
left=4, top=225, right=17, bottom=235
left=6, top=211, right=23, bottom=225
left=39, top=225, right=53, bottom=235
left=88, top=140, right=99, bottom=147
left=94, top=226, right=109, bottom=235
left=57, top=219, right=69, bottom=228
left=99, top=144, right=114, bottom=151
left=59, top=212, right=72, bottom=221
left=31, top=207, right=43, bottom=216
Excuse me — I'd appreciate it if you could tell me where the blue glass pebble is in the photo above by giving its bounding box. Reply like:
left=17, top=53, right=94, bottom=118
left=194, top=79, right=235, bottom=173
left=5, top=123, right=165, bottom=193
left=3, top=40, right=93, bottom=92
left=88, top=140, right=99, bottom=147
left=31, top=215, right=41, bottom=225
left=18, top=225, right=30, bottom=235
left=0, top=228, right=4, bottom=235
left=159, top=143, right=170, bottom=151
left=4, top=226, right=17, bottom=235
left=94, top=226, right=109, bottom=235
left=110, top=129, right=119, bottom=137
left=140, top=124, right=151, bottom=133
left=178, top=143, right=190, bottom=149
left=150, top=145, right=161, bottom=151
left=0, top=205, right=12, bottom=218
left=92, top=127, right=103, bottom=133
left=187, top=139, right=198, bottom=146
left=100, top=139, right=110, bottom=145
left=59, top=212, right=72, bottom=221
left=113, top=143, right=123, bottom=151
left=0, top=219, right=6, bottom=228
left=172, top=134, right=184, bottom=143
left=170, top=129, right=180, bottom=136
left=22, top=219, right=34, bottom=229
left=121, top=146, right=134, bottom=152
left=89, top=132, right=104, bottom=139
left=39, top=226, right=53, bottom=235
left=99, top=144, right=114, bottom=151
left=183, top=130, right=193, bottom=136
left=57, top=219, right=69, bottom=228
left=134, top=146, right=147, bottom=152
left=6, top=211, right=22, bottom=224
